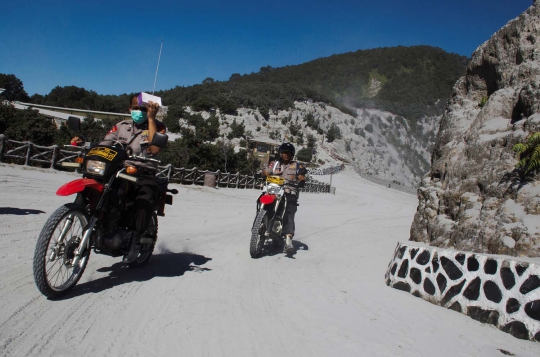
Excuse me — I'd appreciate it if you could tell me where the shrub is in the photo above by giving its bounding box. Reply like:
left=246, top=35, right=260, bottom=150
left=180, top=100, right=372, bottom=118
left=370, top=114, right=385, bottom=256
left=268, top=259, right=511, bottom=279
left=513, top=132, right=540, bottom=176
left=296, top=148, right=312, bottom=162
left=479, top=96, right=488, bottom=108
left=326, top=123, right=341, bottom=143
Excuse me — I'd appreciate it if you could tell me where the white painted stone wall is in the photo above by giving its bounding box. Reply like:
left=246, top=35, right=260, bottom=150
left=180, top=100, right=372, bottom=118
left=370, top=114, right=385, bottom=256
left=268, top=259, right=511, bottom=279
left=385, top=242, right=540, bottom=341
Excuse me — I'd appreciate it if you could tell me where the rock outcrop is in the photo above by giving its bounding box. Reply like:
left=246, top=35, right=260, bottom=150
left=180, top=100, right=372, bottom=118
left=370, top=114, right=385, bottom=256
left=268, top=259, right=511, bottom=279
left=410, top=3, right=540, bottom=257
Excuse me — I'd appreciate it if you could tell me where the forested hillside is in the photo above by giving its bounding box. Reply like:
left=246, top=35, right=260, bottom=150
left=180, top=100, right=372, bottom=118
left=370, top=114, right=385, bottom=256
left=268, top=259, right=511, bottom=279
left=1, top=45, right=468, bottom=183
left=161, top=45, right=468, bottom=121
left=3, top=45, right=467, bottom=121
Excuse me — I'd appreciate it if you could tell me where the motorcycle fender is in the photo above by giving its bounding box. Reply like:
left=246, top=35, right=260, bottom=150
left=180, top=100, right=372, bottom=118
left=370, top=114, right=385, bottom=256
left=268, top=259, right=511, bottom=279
left=56, top=178, right=104, bottom=196
left=260, top=194, right=276, bottom=205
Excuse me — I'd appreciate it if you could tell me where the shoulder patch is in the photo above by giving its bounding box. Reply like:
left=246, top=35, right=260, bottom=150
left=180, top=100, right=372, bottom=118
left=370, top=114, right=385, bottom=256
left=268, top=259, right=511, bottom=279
left=108, top=125, right=118, bottom=134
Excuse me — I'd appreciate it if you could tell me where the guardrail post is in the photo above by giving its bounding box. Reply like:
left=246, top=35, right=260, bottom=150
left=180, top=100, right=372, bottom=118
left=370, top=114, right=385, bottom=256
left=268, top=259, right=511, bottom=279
left=0, top=134, right=5, bottom=162
left=166, top=164, right=172, bottom=181
left=51, top=145, right=58, bottom=168
left=25, top=142, right=32, bottom=166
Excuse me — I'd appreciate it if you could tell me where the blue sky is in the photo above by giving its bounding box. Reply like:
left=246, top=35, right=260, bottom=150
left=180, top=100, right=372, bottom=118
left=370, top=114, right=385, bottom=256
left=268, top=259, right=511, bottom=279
left=0, top=0, right=534, bottom=96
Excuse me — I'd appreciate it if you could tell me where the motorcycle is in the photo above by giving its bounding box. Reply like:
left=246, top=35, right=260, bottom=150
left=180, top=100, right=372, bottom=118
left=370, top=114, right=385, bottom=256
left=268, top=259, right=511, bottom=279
left=250, top=175, right=297, bottom=258
left=33, top=117, right=178, bottom=299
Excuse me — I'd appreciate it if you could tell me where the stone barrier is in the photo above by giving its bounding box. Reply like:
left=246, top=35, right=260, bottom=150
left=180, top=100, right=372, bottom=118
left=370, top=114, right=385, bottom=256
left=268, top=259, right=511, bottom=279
left=385, top=242, right=540, bottom=342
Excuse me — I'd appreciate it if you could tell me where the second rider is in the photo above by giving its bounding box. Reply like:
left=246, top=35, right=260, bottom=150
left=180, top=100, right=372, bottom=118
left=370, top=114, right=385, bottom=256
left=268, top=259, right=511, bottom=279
left=261, top=142, right=307, bottom=254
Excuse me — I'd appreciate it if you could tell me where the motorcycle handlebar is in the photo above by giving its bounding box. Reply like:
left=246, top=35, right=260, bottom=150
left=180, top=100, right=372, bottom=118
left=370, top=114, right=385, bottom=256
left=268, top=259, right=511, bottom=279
left=129, top=154, right=161, bottom=164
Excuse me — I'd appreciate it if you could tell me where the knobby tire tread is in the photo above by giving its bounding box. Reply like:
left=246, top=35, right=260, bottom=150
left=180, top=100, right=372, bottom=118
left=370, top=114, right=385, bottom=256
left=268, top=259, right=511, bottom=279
left=33, top=203, right=89, bottom=299
left=250, top=209, right=267, bottom=258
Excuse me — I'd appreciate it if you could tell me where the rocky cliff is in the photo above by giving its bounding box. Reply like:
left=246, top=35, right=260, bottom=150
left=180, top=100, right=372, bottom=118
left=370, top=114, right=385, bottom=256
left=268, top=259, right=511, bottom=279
left=410, top=2, right=540, bottom=257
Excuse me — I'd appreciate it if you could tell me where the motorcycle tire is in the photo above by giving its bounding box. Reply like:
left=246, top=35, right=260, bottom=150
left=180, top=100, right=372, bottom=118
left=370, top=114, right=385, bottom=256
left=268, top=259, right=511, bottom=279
left=250, top=209, right=268, bottom=258
left=33, top=203, right=90, bottom=299
left=127, top=212, right=158, bottom=268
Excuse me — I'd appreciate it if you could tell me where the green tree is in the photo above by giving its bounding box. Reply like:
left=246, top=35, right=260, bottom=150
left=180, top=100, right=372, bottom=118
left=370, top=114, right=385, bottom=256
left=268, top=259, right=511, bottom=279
left=326, top=123, right=341, bottom=143
left=296, top=147, right=312, bottom=162
left=202, top=77, right=215, bottom=85
left=0, top=74, right=30, bottom=102
left=228, top=119, right=245, bottom=139
left=2, top=106, right=56, bottom=145
left=163, top=105, right=184, bottom=133
left=307, top=134, right=316, bottom=149
left=206, top=114, right=220, bottom=140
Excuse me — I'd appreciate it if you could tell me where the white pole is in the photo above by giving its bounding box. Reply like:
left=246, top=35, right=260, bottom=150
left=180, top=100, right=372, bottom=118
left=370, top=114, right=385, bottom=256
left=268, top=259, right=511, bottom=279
left=152, top=39, right=164, bottom=94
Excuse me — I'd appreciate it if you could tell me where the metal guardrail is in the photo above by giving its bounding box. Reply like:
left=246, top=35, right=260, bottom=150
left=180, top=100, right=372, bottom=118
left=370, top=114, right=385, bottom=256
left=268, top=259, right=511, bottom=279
left=0, top=135, right=332, bottom=193
left=307, top=164, right=345, bottom=175
left=0, top=134, right=84, bottom=167
left=155, top=165, right=330, bottom=193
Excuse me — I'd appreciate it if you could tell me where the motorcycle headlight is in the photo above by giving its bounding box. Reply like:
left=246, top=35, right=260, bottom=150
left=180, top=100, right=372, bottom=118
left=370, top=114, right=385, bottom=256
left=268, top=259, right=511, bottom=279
left=268, top=185, right=281, bottom=195
left=85, top=160, right=107, bottom=176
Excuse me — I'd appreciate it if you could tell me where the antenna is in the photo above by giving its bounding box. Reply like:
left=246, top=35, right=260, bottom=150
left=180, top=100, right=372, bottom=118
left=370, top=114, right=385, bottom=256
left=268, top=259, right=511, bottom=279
left=152, top=38, right=164, bottom=95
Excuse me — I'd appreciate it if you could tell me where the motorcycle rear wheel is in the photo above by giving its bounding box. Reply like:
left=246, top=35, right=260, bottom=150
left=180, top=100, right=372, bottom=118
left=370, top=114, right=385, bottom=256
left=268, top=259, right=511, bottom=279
left=250, top=209, right=268, bottom=258
left=33, top=203, right=90, bottom=299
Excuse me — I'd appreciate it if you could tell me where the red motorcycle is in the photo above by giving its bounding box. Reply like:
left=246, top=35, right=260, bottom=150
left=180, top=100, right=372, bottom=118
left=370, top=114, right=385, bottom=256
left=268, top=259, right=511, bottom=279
left=250, top=175, right=295, bottom=258
left=33, top=118, right=177, bottom=299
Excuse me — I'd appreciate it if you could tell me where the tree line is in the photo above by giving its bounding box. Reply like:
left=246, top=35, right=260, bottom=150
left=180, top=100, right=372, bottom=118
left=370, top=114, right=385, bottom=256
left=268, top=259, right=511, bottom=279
left=2, top=45, right=468, bottom=120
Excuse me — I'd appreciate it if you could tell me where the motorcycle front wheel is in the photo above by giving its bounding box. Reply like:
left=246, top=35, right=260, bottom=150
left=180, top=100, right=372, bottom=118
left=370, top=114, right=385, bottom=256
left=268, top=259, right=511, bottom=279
left=33, top=203, right=90, bottom=299
left=250, top=209, right=268, bottom=258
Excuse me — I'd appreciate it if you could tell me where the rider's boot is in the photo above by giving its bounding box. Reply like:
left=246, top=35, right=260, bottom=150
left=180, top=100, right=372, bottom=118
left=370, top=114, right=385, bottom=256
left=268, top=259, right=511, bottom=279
left=284, top=234, right=294, bottom=254
left=123, top=232, right=141, bottom=263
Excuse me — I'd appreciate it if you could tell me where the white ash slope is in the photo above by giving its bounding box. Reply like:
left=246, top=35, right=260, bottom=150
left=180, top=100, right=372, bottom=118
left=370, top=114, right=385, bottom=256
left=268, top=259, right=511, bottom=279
left=181, top=100, right=441, bottom=188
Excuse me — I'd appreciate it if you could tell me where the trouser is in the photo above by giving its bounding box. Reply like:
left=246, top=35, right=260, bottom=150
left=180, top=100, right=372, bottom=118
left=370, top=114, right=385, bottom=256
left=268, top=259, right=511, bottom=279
left=282, top=192, right=298, bottom=236
left=128, top=178, right=159, bottom=234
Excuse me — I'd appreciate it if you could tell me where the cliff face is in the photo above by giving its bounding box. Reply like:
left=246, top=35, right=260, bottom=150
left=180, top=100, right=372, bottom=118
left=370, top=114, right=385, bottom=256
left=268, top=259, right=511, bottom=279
left=410, top=3, right=540, bottom=257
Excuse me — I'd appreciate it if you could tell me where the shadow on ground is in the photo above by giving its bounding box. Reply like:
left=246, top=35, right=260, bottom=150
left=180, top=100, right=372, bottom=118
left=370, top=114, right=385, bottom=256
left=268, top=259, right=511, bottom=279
left=264, top=239, right=309, bottom=259
left=59, top=252, right=212, bottom=299
left=0, top=207, right=45, bottom=215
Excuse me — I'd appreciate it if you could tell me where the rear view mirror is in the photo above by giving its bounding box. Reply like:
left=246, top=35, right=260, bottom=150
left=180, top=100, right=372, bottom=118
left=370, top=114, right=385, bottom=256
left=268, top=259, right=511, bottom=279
left=150, top=132, right=168, bottom=148
left=67, top=116, right=81, bottom=132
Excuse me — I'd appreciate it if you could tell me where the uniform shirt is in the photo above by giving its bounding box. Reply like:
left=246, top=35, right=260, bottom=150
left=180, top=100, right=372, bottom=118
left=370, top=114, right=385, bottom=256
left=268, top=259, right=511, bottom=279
left=263, top=160, right=306, bottom=193
left=263, top=160, right=302, bottom=181
left=103, top=119, right=166, bottom=170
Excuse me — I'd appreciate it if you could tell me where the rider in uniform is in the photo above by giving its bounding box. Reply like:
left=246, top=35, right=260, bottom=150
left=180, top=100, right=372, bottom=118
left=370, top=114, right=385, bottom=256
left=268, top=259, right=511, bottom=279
left=101, top=94, right=166, bottom=262
left=262, top=142, right=307, bottom=254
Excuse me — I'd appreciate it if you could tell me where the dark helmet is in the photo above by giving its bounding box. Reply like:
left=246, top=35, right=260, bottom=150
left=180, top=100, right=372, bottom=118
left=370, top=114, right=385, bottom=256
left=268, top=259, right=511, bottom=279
left=279, top=142, right=295, bottom=158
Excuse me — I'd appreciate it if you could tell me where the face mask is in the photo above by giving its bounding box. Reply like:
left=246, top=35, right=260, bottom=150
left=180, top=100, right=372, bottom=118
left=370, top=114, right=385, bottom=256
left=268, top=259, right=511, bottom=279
left=131, top=110, right=147, bottom=124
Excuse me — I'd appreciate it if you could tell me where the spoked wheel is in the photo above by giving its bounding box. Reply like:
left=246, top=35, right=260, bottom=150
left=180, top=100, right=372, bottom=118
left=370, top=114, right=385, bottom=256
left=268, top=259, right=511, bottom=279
left=250, top=209, right=269, bottom=258
left=33, top=203, right=90, bottom=299
left=128, top=213, right=158, bottom=268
